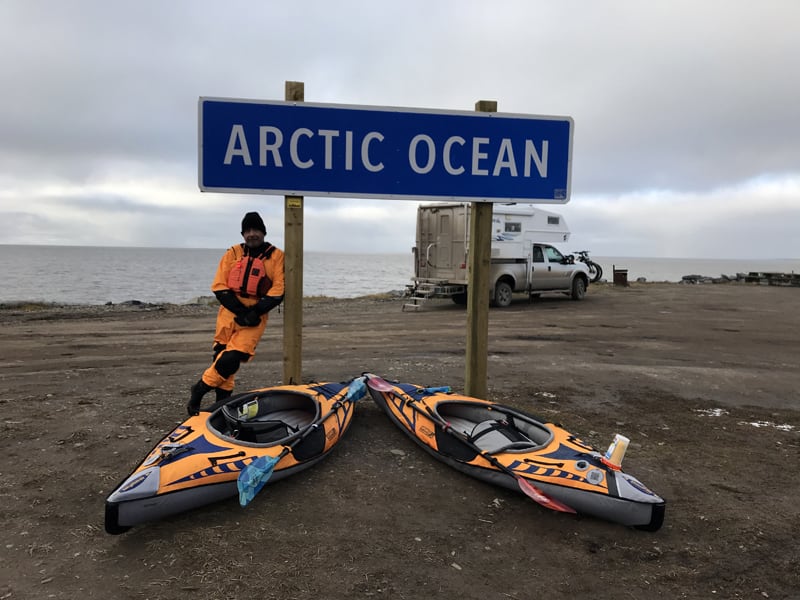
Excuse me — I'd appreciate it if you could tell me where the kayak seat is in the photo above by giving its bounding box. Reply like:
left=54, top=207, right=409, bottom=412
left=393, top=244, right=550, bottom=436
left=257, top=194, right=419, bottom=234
left=253, top=409, right=315, bottom=431
left=215, top=400, right=317, bottom=444
left=469, top=420, right=538, bottom=454
left=237, top=409, right=315, bottom=444
left=437, top=403, right=553, bottom=456
left=238, top=420, right=290, bottom=444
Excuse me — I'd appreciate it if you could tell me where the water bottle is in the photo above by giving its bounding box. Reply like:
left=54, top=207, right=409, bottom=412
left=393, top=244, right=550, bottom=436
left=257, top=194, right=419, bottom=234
left=603, top=434, right=630, bottom=469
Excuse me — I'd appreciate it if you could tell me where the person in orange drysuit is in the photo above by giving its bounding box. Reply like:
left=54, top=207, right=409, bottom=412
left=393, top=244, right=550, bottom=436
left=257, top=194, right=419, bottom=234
left=187, top=211, right=285, bottom=416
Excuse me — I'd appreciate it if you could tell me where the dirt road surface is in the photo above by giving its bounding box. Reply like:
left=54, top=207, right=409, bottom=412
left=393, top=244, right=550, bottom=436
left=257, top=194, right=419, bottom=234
left=1, top=283, right=798, bottom=599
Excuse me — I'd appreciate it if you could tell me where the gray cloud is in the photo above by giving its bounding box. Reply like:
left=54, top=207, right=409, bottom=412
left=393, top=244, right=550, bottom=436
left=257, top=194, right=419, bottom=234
left=1, top=0, right=798, bottom=259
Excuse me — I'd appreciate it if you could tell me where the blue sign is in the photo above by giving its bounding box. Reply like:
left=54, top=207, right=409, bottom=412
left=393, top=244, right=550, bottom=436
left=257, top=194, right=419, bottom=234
left=199, top=98, right=573, bottom=203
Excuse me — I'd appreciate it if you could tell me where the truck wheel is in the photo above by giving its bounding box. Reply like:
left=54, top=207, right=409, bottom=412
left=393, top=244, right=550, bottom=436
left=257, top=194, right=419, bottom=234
left=571, top=277, right=587, bottom=300
left=493, top=282, right=514, bottom=308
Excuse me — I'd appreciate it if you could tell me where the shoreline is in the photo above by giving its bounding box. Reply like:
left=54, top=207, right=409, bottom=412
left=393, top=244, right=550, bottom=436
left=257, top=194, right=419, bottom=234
left=0, top=292, right=401, bottom=311
left=1, top=278, right=795, bottom=314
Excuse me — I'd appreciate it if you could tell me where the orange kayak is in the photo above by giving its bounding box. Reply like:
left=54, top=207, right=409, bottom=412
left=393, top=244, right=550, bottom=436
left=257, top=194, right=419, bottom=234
left=105, top=378, right=364, bottom=533
left=365, top=374, right=665, bottom=531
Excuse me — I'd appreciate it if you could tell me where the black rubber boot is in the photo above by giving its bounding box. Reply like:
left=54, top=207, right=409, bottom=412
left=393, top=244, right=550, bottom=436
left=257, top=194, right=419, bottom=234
left=215, top=388, right=233, bottom=402
left=187, top=380, right=213, bottom=416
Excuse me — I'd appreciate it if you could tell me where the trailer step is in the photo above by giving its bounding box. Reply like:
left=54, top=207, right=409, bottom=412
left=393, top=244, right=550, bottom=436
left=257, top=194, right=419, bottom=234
left=401, top=280, right=466, bottom=311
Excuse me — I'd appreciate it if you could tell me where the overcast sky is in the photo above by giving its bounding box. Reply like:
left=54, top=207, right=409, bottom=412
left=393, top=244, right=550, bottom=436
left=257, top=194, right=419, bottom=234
left=1, top=1, right=798, bottom=259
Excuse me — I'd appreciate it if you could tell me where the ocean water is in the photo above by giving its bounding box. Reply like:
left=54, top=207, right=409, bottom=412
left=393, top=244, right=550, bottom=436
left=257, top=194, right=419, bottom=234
left=0, top=245, right=796, bottom=305
left=0, top=245, right=413, bottom=305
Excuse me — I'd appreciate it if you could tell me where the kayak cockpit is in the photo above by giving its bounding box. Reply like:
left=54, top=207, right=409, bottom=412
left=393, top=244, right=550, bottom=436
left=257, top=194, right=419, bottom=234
left=207, top=391, right=318, bottom=445
left=436, top=402, right=553, bottom=454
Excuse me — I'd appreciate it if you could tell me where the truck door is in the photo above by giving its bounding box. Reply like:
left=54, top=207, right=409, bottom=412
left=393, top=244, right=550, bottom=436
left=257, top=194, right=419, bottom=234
left=543, top=245, right=572, bottom=287
left=530, top=244, right=555, bottom=288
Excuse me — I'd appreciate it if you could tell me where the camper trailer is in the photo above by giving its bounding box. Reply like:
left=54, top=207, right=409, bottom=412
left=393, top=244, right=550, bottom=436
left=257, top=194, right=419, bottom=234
left=406, top=203, right=590, bottom=309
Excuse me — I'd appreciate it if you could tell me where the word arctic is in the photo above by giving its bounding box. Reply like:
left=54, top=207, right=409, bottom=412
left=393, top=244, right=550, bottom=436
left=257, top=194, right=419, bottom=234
left=200, top=98, right=573, bottom=203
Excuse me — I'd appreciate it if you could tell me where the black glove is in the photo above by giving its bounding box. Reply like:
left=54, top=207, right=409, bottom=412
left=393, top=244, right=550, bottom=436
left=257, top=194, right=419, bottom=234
left=235, top=310, right=261, bottom=327
left=254, top=295, right=284, bottom=315
left=215, top=290, right=247, bottom=316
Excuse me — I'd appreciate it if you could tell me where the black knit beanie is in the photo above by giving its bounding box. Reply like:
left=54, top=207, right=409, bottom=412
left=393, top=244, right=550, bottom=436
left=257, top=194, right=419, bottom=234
left=241, top=212, right=266, bottom=234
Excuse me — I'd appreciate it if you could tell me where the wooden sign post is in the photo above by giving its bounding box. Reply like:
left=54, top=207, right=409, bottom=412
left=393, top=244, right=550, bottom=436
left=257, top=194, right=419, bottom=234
left=282, top=81, right=304, bottom=384
left=465, top=100, right=497, bottom=398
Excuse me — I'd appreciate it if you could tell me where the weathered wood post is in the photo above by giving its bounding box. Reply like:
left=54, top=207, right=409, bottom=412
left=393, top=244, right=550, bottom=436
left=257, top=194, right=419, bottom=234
left=283, top=81, right=304, bottom=384
left=465, top=100, right=498, bottom=398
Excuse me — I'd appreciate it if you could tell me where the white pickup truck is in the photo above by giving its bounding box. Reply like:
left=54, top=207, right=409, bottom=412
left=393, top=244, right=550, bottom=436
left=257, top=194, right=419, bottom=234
left=490, top=242, right=591, bottom=307
left=406, top=203, right=592, bottom=309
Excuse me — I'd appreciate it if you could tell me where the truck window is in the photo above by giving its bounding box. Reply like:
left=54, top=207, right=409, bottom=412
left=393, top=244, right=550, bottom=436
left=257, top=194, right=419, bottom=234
left=547, top=216, right=560, bottom=225
left=544, top=246, right=564, bottom=262
left=505, top=222, right=522, bottom=233
left=532, top=246, right=544, bottom=262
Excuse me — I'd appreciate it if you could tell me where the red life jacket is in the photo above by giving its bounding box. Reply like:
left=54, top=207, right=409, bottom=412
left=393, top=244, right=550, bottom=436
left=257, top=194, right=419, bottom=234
left=226, top=244, right=275, bottom=298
